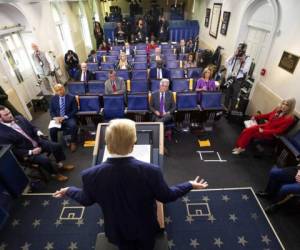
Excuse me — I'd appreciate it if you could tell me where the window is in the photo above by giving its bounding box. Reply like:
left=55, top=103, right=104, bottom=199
left=92, top=0, right=100, bottom=22
left=79, top=2, right=93, bottom=50
left=51, top=3, right=74, bottom=52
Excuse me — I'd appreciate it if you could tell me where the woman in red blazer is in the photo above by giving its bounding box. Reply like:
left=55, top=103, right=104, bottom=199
left=232, top=98, right=296, bottom=154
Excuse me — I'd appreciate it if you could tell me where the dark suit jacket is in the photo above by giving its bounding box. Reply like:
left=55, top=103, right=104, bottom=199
left=176, top=46, right=191, bottom=56
left=0, top=116, right=40, bottom=160
left=122, top=48, right=135, bottom=57
left=50, top=94, right=78, bottom=119
left=158, top=21, right=169, bottom=42
left=66, top=157, right=192, bottom=244
left=149, top=68, right=169, bottom=79
left=149, top=90, right=176, bottom=114
left=74, top=70, right=94, bottom=81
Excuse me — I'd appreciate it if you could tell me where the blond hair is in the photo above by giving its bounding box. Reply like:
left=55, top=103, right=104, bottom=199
left=53, top=84, right=64, bottom=91
left=105, top=119, right=137, bottom=155
left=202, top=67, right=212, bottom=79
left=280, top=98, right=296, bottom=115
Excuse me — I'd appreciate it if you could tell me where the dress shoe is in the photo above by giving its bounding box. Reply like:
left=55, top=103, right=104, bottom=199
left=70, top=143, right=77, bottom=152
left=255, top=191, right=270, bottom=199
left=232, top=147, right=239, bottom=152
left=53, top=174, right=68, bottom=182
left=60, top=164, right=75, bottom=171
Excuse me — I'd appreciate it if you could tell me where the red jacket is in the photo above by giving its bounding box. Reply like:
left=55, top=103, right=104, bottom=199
left=254, top=109, right=295, bottom=136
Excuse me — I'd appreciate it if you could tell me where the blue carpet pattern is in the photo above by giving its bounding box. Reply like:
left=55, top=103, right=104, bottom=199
left=0, top=194, right=104, bottom=250
left=164, top=188, right=284, bottom=250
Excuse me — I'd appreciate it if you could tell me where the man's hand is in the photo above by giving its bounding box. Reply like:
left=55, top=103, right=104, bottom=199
left=53, top=187, right=69, bottom=198
left=259, top=127, right=264, bottom=133
left=295, top=170, right=300, bottom=183
left=154, top=111, right=160, bottom=116
left=189, top=176, right=208, bottom=190
left=251, top=116, right=256, bottom=121
left=32, top=147, right=42, bottom=155
left=54, top=117, right=64, bottom=124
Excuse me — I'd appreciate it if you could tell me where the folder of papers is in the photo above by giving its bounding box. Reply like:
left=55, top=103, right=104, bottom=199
left=244, top=120, right=257, bottom=128
left=48, top=120, right=61, bottom=129
left=198, top=139, right=211, bottom=147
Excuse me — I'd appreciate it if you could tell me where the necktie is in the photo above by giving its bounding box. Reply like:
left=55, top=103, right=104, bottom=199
left=60, top=97, right=65, bottom=116
left=12, top=122, right=38, bottom=148
left=84, top=72, right=87, bottom=82
left=157, top=69, right=161, bottom=79
left=182, top=47, right=184, bottom=54
left=159, top=93, right=164, bottom=116
left=112, top=81, right=117, bottom=92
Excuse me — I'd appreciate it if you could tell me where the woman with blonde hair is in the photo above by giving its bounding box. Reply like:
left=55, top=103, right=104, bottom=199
left=233, top=98, right=296, bottom=154
left=115, top=52, right=132, bottom=70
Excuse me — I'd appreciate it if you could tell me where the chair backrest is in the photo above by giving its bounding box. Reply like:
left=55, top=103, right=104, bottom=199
left=127, top=93, right=148, bottom=111
left=161, top=43, right=172, bottom=50
left=87, top=80, right=105, bottom=94
left=200, top=91, right=223, bottom=110
left=132, top=70, right=147, bottom=80
left=187, top=67, right=203, bottom=79
left=290, top=129, right=300, bottom=150
left=101, top=63, right=114, bottom=70
left=135, top=50, right=147, bottom=55
left=149, top=61, right=157, bottom=69
left=150, top=79, right=161, bottom=92
left=135, top=43, right=147, bottom=50
left=110, top=50, right=120, bottom=56
left=166, top=60, right=180, bottom=69
left=105, top=55, right=118, bottom=62
left=165, top=54, right=177, bottom=60
left=87, top=63, right=99, bottom=73
left=133, top=62, right=148, bottom=70
left=170, top=68, right=185, bottom=79
left=176, top=92, right=198, bottom=110
left=129, top=79, right=149, bottom=93
left=97, top=51, right=107, bottom=62
left=78, top=96, right=100, bottom=112
left=134, top=55, right=147, bottom=63
left=171, top=78, right=189, bottom=92
left=103, top=95, right=125, bottom=119
left=67, top=82, right=85, bottom=95
left=95, top=71, right=109, bottom=81
left=115, top=70, right=130, bottom=81
left=178, top=53, right=187, bottom=61
left=112, top=45, right=123, bottom=51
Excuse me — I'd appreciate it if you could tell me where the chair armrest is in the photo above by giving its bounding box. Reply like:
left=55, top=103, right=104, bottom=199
left=279, top=136, right=300, bottom=158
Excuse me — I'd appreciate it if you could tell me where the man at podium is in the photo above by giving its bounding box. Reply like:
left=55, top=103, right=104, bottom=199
left=54, top=119, right=208, bottom=250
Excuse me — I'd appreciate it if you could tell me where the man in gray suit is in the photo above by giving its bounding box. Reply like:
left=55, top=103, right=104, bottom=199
left=149, top=79, right=175, bottom=123
left=104, top=70, right=126, bottom=95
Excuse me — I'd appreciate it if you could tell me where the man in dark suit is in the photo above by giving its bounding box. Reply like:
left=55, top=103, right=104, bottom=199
left=158, top=16, right=169, bottom=42
left=49, top=84, right=78, bottom=152
left=74, top=62, right=94, bottom=82
left=122, top=42, right=135, bottom=57
left=0, top=105, right=73, bottom=181
left=53, top=119, right=208, bottom=250
left=176, top=39, right=191, bottom=58
left=149, top=60, right=169, bottom=80
left=149, top=79, right=176, bottom=123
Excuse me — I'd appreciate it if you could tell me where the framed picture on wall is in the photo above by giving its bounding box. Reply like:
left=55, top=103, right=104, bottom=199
left=209, top=3, right=222, bottom=38
left=278, top=51, right=300, bottom=74
left=205, top=8, right=211, bottom=27
left=220, top=11, right=231, bottom=35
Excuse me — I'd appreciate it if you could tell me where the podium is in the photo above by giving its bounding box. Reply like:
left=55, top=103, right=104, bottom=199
left=92, top=122, right=165, bottom=228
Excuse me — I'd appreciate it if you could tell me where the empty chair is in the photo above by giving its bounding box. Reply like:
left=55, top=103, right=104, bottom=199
left=101, top=63, right=114, bottom=70
left=165, top=54, right=177, bottom=60
left=67, top=82, right=85, bottom=95
left=87, top=63, right=100, bottom=73
left=110, top=50, right=120, bottom=56
left=103, top=95, right=125, bottom=120
left=134, top=55, right=147, bottom=63
left=87, top=80, right=105, bottom=95
left=77, top=95, right=101, bottom=115
left=166, top=60, right=180, bottom=69
left=161, top=43, right=172, bottom=50
left=170, top=68, right=185, bottom=79
left=171, top=78, right=190, bottom=92
left=135, top=50, right=147, bottom=55
left=135, top=43, right=147, bottom=50
left=133, top=62, right=148, bottom=70
left=104, top=55, right=118, bottom=63
left=150, top=79, right=161, bottom=92
left=111, top=45, right=123, bottom=51
left=178, top=53, right=187, bottom=61
left=127, top=93, right=149, bottom=112
left=95, top=71, right=109, bottom=81
left=199, top=91, right=223, bottom=110
left=132, top=70, right=147, bottom=80
left=116, top=70, right=130, bottom=81
left=128, top=79, right=149, bottom=93
left=176, top=92, right=198, bottom=111
left=96, top=50, right=107, bottom=61
left=187, top=67, right=203, bottom=79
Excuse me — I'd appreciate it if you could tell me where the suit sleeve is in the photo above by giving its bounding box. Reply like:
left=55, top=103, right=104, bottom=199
left=66, top=174, right=95, bottom=206
left=104, top=80, right=110, bottom=95
left=116, top=79, right=126, bottom=94
left=148, top=166, right=193, bottom=203
left=254, top=110, right=275, bottom=121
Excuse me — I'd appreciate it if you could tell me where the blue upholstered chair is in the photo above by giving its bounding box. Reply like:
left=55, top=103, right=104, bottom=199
left=103, top=95, right=125, bottom=120
left=110, top=50, right=120, bottom=56
left=199, top=91, right=223, bottom=111
left=176, top=92, right=198, bottom=111
left=166, top=60, right=180, bottom=69
left=150, top=79, right=161, bottom=92
left=128, top=79, right=149, bottom=93
left=170, top=69, right=185, bottom=79
left=135, top=43, right=147, bottom=50
left=116, top=70, right=130, bottom=81
left=95, top=71, right=109, bottom=81
left=171, top=78, right=190, bottom=92
left=87, top=63, right=100, bottom=73
left=111, top=45, right=123, bottom=51
left=101, top=63, right=114, bottom=70
left=187, top=67, right=203, bottom=79
left=133, top=62, right=148, bottom=70
left=87, top=81, right=105, bottom=95
left=105, top=55, right=118, bottom=63
left=127, top=93, right=148, bottom=112
left=134, top=55, right=147, bottom=63
left=76, top=96, right=101, bottom=115
left=132, top=70, right=147, bottom=80
left=67, top=82, right=85, bottom=95
left=135, top=50, right=147, bottom=55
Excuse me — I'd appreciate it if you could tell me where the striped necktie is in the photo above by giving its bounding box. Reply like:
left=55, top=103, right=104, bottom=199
left=12, top=122, right=38, bottom=147
left=60, top=96, right=65, bottom=116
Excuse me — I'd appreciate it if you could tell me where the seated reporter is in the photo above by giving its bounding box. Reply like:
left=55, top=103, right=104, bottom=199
left=115, top=52, right=132, bottom=70
left=149, top=79, right=175, bottom=123
left=104, top=70, right=126, bottom=95
left=49, top=84, right=78, bottom=152
left=0, top=106, right=73, bottom=181
left=257, top=165, right=300, bottom=205
left=53, top=119, right=208, bottom=250
left=232, top=98, right=296, bottom=155
left=149, top=60, right=169, bottom=80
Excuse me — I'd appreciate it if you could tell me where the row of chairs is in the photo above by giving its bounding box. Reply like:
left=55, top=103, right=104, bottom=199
left=76, top=91, right=223, bottom=121
left=68, top=78, right=205, bottom=95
